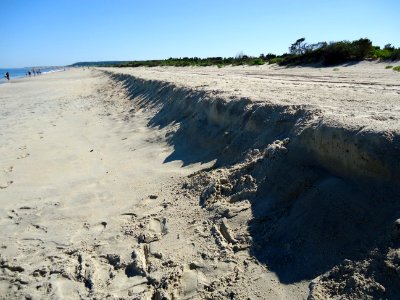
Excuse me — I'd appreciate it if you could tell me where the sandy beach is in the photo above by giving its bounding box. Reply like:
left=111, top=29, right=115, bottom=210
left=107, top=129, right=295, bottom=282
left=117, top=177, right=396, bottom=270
left=1, top=64, right=400, bottom=299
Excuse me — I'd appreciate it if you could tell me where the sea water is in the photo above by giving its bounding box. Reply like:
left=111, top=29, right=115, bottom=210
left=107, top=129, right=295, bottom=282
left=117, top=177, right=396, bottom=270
left=0, top=67, right=64, bottom=83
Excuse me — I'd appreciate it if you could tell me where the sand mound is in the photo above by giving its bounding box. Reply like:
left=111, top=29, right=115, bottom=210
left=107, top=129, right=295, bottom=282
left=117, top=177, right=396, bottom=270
left=106, top=69, right=400, bottom=299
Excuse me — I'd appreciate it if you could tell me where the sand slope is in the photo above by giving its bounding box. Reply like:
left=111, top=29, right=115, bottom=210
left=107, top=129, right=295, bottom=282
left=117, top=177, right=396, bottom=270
left=102, top=63, right=400, bottom=299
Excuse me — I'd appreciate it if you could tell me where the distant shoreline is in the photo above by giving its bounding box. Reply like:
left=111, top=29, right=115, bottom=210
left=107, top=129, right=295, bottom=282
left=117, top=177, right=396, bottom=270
left=0, top=67, right=67, bottom=84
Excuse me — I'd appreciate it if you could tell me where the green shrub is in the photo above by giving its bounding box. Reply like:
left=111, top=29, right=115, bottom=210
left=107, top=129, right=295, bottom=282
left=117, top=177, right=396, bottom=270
left=385, top=65, right=393, bottom=69
left=268, top=57, right=284, bottom=64
left=393, top=66, right=400, bottom=72
left=250, top=58, right=265, bottom=65
left=333, top=68, right=339, bottom=71
left=372, top=48, right=392, bottom=60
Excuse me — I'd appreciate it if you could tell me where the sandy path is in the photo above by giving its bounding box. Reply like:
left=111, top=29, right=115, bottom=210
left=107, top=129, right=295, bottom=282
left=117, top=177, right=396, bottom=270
left=0, top=70, right=213, bottom=298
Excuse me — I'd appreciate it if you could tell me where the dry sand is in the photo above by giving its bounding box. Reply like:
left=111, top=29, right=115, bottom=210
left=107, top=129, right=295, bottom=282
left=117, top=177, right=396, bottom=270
left=103, top=62, right=400, bottom=131
left=0, top=63, right=399, bottom=299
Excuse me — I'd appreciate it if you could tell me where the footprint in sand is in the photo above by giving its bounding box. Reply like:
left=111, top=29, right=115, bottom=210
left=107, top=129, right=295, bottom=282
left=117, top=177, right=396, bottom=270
left=148, top=218, right=168, bottom=235
left=137, top=217, right=168, bottom=243
left=17, top=145, right=30, bottom=159
left=31, top=223, right=48, bottom=233
left=17, top=153, right=30, bottom=159
left=7, top=209, right=21, bottom=224
left=0, top=166, right=14, bottom=189
left=0, top=181, right=13, bottom=189
left=4, top=166, right=14, bottom=173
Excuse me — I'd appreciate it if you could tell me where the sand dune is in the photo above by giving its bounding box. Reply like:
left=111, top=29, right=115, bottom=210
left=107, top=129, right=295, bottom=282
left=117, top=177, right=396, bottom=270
left=1, top=64, right=399, bottom=299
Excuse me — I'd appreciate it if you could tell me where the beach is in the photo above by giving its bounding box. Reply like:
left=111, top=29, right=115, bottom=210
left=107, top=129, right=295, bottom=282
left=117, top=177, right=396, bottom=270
left=1, top=64, right=400, bottom=299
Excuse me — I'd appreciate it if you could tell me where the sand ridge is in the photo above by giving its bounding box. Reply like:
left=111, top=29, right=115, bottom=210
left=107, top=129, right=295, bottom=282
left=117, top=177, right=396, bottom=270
left=103, top=64, right=400, bottom=299
left=102, top=62, right=400, bottom=132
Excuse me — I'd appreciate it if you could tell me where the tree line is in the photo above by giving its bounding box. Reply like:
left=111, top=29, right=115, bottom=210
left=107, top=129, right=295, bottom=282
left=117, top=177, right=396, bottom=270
left=94, top=38, right=400, bottom=68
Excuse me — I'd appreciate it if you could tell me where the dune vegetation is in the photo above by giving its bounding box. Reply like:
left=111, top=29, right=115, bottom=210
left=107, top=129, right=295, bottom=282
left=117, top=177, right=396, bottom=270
left=95, top=38, right=400, bottom=68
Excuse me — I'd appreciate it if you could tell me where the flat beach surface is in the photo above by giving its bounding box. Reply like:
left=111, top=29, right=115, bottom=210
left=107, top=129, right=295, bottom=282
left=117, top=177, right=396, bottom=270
left=0, top=70, right=213, bottom=298
left=104, top=62, right=400, bottom=132
left=0, top=64, right=399, bottom=299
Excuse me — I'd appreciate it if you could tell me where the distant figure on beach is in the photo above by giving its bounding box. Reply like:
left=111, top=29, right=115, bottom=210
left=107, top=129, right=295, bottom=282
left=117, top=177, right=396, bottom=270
left=33, top=69, right=36, bottom=76
left=28, top=71, right=31, bottom=77
left=4, top=72, right=10, bottom=81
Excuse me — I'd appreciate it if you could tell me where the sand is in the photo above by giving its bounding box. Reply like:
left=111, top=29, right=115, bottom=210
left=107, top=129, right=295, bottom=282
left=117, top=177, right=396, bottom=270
left=0, top=63, right=399, bottom=299
left=0, top=70, right=212, bottom=299
left=102, top=62, right=400, bottom=132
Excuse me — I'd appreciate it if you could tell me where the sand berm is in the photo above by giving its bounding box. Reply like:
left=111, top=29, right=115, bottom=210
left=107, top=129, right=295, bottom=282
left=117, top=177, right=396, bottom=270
left=103, top=64, right=400, bottom=299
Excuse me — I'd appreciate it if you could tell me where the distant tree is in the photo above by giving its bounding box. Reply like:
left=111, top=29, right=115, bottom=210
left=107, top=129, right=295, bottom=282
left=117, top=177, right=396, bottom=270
left=351, top=38, right=373, bottom=59
left=236, top=51, right=245, bottom=59
left=322, top=41, right=353, bottom=65
left=305, top=42, right=327, bottom=52
left=384, top=43, right=395, bottom=51
left=289, top=38, right=307, bottom=55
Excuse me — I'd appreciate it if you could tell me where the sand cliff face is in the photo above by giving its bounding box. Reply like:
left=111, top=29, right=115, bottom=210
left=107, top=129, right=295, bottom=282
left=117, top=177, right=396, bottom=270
left=107, top=71, right=400, bottom=184
left=105, top=66, right=400, bottom=299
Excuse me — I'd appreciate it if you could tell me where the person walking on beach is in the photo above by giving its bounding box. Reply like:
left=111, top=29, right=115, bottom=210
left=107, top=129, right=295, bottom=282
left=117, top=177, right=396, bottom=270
left=4, top=72, right=10, bottom=81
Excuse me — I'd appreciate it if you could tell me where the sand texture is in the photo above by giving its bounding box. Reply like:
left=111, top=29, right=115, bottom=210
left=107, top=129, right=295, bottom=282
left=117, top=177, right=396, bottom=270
left=1, top=63, right=400, bottom=299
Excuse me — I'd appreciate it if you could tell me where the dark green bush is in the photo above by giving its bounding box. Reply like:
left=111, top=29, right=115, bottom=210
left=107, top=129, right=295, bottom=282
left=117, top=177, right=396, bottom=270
left=322, top=41, right=353, bottom=65
left=391, top=49, right=400, bottom=60
left=351, top=38, right=373, bottom=59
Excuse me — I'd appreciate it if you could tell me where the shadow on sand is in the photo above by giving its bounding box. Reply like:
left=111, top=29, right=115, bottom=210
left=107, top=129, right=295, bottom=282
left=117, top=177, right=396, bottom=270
left=113, top=72, right=400, bottom=287
left=145, top=93, right=400, bottom=285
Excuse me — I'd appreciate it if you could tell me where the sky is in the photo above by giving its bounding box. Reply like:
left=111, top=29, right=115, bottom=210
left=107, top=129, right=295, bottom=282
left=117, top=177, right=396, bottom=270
left=1, top=0, right=399, bottom=68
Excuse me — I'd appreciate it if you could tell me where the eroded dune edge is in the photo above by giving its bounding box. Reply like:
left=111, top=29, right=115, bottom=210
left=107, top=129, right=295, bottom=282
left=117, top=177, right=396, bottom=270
left=106, top=70, right=400, bottom=299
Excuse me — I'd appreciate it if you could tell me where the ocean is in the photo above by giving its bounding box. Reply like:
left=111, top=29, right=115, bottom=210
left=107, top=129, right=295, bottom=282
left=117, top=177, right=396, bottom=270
left=0, top=67, right=65, bottom=83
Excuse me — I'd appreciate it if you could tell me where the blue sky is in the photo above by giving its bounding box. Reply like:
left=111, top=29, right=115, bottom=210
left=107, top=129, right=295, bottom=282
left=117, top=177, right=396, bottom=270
left=1, top=0, right=399, bottom=67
